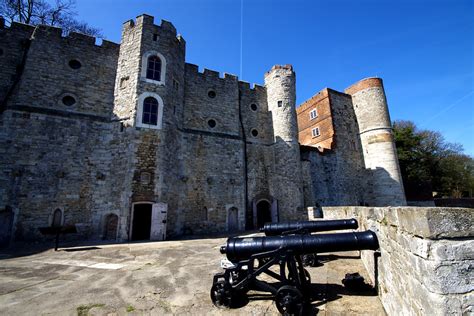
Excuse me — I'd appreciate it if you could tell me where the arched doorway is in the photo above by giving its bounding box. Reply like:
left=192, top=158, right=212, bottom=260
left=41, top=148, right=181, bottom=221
left=103, top=214, right=119, bottom=240
left=256, top=200, right=272, bottom=228
left=51, top=208, right=62, bottom=227
left=227, top=207, right=239, bottom=232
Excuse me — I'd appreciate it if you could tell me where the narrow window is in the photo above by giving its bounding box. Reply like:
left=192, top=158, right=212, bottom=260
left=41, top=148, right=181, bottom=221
left=312, top=127, right=320, bottom=138
left=142, top=97, right=159, bottom=125
left=146, top=55, right=162, bottom=81
left=250, top=103, right=258, bottom=111
left=310, top=109, right=318, bottom=120
left=153, top=34, right=158, bottom=41
left=277, top=100, right=283, bottom=107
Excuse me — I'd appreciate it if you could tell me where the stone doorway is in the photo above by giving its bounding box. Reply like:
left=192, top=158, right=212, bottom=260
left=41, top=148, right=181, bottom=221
left=103, top=214, right=119, bottom=240
left=256, top=200, right=272, bottom=228
left=131, top=203, right=152, bottom=241
left=227, top=207, right=239, bottom=231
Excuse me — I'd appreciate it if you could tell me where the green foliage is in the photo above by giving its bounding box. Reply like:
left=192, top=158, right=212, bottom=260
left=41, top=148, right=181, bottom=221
left=76, top=303, right=105, bottom=316
left=393, top=120, right=474, bottom=199
left=126, top=304, right=135, bottom=312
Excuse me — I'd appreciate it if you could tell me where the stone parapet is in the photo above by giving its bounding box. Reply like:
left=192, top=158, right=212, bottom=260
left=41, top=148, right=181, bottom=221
left=311, top=206, right=474, bottom=315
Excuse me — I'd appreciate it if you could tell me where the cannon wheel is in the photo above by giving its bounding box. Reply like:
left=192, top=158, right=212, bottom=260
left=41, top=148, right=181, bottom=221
left=210, top=280, right=233, bottom=308
left=275, top=285, right=304, bottom=316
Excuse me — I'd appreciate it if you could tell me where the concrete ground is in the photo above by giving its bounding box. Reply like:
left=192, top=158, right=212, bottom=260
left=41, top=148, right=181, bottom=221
left=0, top=234, right=386, bottom=315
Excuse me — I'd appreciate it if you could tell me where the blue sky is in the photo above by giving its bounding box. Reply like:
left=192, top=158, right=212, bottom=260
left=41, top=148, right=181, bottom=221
left=74, top=0, right=473, bottom=155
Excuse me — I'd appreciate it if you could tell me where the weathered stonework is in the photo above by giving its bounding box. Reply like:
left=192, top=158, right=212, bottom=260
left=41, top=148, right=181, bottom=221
left=0, top=14, right=406, bottom=243
left=317, top=206, right=474, bottom=315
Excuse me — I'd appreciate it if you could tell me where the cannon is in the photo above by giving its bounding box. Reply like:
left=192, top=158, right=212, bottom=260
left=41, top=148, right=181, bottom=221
left=260, top=219, right=359, bottom=266
left=211, top=230, right=379, bottom=315
left=260, top=219, right=358, bottom=236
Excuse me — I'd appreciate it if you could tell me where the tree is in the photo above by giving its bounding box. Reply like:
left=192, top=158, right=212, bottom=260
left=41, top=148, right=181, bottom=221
left=0, top=0, right=102, bottom=37
left=393, top=120, right=474, bottom=199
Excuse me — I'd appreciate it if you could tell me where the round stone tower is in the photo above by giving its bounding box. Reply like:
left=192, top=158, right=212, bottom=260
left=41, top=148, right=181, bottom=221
left=265, top=65, right=304, bottom=221
left=345, top=78, right=406, bottom=206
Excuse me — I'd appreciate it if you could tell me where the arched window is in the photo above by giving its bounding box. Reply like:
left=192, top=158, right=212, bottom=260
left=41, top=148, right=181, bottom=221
left=146, top=55, right=162, bottom=81
left=142, top=97, right=159, bottom=125
left=136, top=93, right=164, bottom=129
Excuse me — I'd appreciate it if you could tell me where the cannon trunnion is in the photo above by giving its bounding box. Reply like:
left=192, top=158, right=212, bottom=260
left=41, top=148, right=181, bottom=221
left=211, top=230, right=379, bottom=315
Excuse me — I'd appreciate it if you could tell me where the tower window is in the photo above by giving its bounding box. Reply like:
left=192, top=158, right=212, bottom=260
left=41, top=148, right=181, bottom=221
left=309, top=109, right=318, bottom=120
left=208, top=90, right=216, bottom=98
left=68, top=59, right=82, bottom=69
left=142, top=97, right=159, bottom=125
left=250, top=103, right=258, bottom=111
left=208, top=119, right=217, bottom=128
left=153, top=34, right=158, bottom=41
left=277, top=101, right=283, bottom=107
left=146, top=55, right=162, bottom=81
left=62, top=95, right=76, bottom=106
left=311, top=127, right=320, bottom=138
left=251, top=129, right=259, bottom=137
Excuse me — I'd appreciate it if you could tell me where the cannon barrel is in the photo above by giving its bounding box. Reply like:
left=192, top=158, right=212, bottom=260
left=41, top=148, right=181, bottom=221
left=220, top=230, right=379, bottom=262
left=260, top=219, right=358, bottom=236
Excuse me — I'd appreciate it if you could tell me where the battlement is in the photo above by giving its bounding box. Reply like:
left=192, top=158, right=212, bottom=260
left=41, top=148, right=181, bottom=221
left=123, top=14, right=185, bottom=45
left=264, top=64, right=294, bottom=77
left=238, top=81, right=266, bottom=93
left=185, top=63, right=239, bottom=82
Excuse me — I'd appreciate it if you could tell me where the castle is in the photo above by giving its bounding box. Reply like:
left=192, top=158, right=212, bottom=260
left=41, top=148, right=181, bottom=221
left=0, top=14, right=406, bottom=244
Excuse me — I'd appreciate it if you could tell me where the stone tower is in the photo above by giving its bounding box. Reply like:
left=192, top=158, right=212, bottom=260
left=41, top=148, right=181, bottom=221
left=112, top=14, right=186, bottom=240
left=265, top=65, right=304, bottom=220
left=346, top=78, right=406, bottom=206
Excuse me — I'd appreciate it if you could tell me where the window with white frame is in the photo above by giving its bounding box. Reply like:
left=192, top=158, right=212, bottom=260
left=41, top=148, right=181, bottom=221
left=309, top=108, right=318, bottom=120
left=141, top=51, right=167, bottom=85
left=311, top=127, right=320, bottom=138
left=136, top=92, right=164, bottom=129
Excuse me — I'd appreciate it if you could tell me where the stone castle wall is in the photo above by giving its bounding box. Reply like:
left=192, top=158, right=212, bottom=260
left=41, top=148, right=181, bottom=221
left=316, top=206, right=473, bottom=315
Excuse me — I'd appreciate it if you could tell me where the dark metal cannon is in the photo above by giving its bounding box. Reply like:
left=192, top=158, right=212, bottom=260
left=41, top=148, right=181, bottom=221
left=211, top=230, right=379, bottom=315
left=260, top=219, right=358, bottom=236
left=260, top=219, right=359, bottom=267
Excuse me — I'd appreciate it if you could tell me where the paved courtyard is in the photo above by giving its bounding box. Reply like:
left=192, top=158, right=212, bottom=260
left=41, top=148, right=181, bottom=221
left=0, top=234, right=385, bottom=315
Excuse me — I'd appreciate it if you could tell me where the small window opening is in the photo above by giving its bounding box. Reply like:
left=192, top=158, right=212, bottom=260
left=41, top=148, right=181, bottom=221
left=208, top=90, right=216, bottom=98
left=120, top=76, right=129, bottom=89
left=140, top=172, right=151, bottom=185
left=251, top=129, right=259, bottom=137
left=312, top=127, right=320, bottom=138
left=0, top=48, right=4, bottom=56
left=250, top=103, right=258, bottom=111
left=173, top=79, right=179, bottom=90
left=277, top=100, right=283, bottom=107
left=68, top=59, right=81, bottom=69
left=208, top=119, right=217, bottom=128
left=62, top=95, right=76, bottom=106
left=310, top=109, right=318, bottom=120
left=153, top=34, right=158, bottom=41
left=142, top=97, right=159, bottom=125
left=146, top=55, right=162, bottom=81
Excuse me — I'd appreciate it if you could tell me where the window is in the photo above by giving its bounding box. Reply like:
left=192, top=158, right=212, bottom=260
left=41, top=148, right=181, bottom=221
left=309, top=109, right=318, bottom=120
left=208, top=119, right=216, bottom=128
left=312, top=127, right=320, bottom=138
left=142, top=97, right=159, bottom=125
left=277, top=101, right=283, bottom=107
left=146, top=55, right=162, bottom=81
left=153, top=34, right=158, bottom=41
left=136, top=92, right=164, bottom=129
left=250, top=103, right=258, bottom=111
left=208, top=90, right=216, bottom=98
left=52, top=208, right=62, bottom=227
left=68, top=59, right=81, bottom=69
left=0, top=48, right=4, bottom=56
left=62, top=95, right=76, bottom=106
left=141, top=51, right=166, bottom=85
left=251, top=129, right=259, bottom=137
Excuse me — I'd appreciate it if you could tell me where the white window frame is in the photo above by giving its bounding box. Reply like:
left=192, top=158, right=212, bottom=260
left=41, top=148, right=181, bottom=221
left=311, top=127, right=320, bottom=138
left=141, top=51, right=167, bottom=85
left=309, top=108, right=318, bottom=120
left=136, top=92, right=164, bottom=130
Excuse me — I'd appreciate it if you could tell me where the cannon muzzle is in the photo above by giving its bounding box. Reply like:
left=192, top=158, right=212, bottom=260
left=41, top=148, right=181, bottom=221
left=260, top=219, right=358, bottom=236
left=221, top=230, right=379, bottom=262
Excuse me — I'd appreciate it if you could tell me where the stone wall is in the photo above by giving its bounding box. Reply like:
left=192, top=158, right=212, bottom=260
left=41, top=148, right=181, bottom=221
left=315, top=206, right=473, bottom=315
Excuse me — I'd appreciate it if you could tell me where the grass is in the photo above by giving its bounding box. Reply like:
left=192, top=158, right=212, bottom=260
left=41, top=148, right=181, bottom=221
left=76, top=303, right=105, bottom=316
left=126, top=304, right=135, bottom=312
